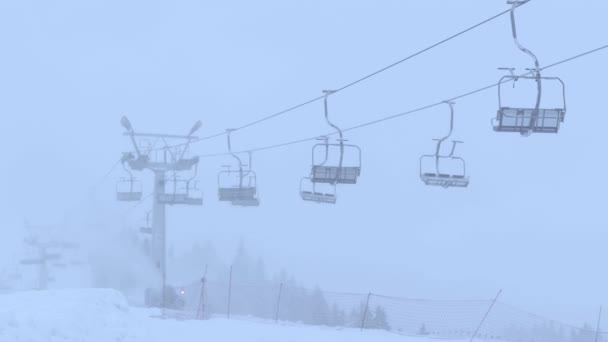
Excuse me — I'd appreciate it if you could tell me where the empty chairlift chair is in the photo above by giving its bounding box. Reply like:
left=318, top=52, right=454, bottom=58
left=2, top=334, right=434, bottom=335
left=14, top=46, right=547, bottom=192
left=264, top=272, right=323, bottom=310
left=310, top=139, right=361, bottom=185
left=157, top=159, right=203, bottom=205
left=116, top=177, right=143, bottom=201
left=493, top=1, right=567, bottom=136
left=218, top=167, right=259, bottom=207
left=301, top=137, right=338, bottom=204
left=300, top=177, right=337, bottom=204
left=420, top=101, right=469, bottom=189
left=116, top=159, right=143, bottom=201
left=157, top=174, right=203, bottom=206
left=218, top=131, right=260, bottom=207
left=300, top=90, right=362, bottom=204
left=311, top=92, right=361, bottom=185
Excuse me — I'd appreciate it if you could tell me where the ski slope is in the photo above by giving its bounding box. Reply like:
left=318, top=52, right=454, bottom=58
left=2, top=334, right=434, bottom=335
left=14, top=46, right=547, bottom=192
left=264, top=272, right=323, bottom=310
left=0, top=288, right=460, bottom=342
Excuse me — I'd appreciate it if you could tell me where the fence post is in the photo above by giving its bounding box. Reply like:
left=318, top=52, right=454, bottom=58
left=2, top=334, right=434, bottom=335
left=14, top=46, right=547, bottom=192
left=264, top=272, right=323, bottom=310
left=595, top=306, right=603, bottom=342
left=470, top=290, right=502, bottom=342
left=274, top=282, right=283, bottom=323
left=196, top=264, right=208, bottom=320
left=227, top=265, right=233, bottom=319
left=360, top=292, right=372, bottom=331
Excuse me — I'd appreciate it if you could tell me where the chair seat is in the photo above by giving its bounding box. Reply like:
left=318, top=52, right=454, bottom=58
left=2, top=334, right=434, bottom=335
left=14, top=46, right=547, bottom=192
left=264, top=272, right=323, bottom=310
left=117, top=192, right=143, bottom=202
left=494, top=107, right=565, bottom=133
left=311, top=166, right=360, bottom=184
left=158, top=194, right=203, bottom=206
left=218, top=187, right=256, bottom=201
left=231, top=198, right=260, bottom=207
left=301, top=191, right=336, bottom=204
left=421, top=174, right=469, bottom=188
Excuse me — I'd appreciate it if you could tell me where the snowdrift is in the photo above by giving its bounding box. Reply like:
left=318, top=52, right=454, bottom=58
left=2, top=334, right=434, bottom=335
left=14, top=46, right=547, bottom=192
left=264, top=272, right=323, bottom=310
left=0, top=288, right=467, bottom=342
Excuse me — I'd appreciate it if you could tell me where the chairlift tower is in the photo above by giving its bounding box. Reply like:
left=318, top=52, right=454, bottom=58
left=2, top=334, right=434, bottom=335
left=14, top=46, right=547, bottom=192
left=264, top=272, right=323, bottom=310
left=20, top=243, right=61, bottom=290
left=20, top=223, right=78, bottom=290
left=118, top=117, right=203, bottom=309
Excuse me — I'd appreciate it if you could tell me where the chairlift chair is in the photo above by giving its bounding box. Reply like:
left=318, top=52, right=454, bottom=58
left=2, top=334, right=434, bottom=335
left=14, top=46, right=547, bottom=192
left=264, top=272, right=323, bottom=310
left=308, top=91, right=362, bottom=186
left=494, top=74, right=566, bottom=135
left=157, top=169, right=203, bottom=206
left=116, top=178, right=143, bottom=201
left=420, top=143, right=469, bottom=188
left=218, top=131, right=260, bottom=206
left=116, top=161, right=143, bottom=201
left=217, top=168, right=259, bottom=205
left=300, top=177, right=337, bottom=204
left=420, top=102, right=470, bottom=189
left=310, top=140, right=361, bottom=184
left=493, top=1, right=567, bottom=136
left=157, top=180, right=203, bottom=206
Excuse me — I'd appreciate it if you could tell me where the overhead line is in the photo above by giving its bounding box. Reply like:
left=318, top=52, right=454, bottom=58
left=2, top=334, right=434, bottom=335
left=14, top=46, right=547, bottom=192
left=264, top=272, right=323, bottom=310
left=170, top=5, right=522, bottom=149
left=122, top=193, right=154, bottom=217
left=97, top=158, right=122, bottom=187
left=196, top=44, right=608, bottom=158
left=331, top=7, right=517, bottom=94
left=61, top=158, right=122, bottom=222
left=539, top=44, right=608, bottom=71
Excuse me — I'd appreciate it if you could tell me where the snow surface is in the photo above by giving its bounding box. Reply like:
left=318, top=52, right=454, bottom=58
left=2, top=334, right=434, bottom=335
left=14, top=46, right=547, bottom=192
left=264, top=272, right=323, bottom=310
left=0, top=289, right=130, bottom=342
left=0, top=289, right=465, bottom=342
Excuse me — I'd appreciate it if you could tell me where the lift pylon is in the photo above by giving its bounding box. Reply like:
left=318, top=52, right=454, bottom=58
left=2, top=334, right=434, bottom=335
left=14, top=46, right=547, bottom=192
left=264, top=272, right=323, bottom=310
left=118, top=116, right=203, bottom=312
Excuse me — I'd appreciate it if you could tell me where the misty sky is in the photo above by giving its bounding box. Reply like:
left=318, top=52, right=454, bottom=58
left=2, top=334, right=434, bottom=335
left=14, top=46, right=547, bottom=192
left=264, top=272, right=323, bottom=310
left=1, top=0, right=607, bottom=328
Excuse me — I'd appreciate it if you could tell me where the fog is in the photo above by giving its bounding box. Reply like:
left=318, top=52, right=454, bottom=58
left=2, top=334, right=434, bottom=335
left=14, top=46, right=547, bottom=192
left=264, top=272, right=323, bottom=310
left=1, top=0, right=607, bottom=333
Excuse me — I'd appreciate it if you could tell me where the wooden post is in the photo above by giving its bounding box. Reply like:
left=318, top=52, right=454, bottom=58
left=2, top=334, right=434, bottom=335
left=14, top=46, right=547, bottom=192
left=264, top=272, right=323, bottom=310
left=196, top=264, right=208, bottom=320
left=595, top=306, right=603, bottom=342
left=227, top=265, right=233, bottom=319
left=470, top=290, right=502, bottom=342
left=274, top=282, right=283, bottom=323
left=360, top=292, right=372, bottom=330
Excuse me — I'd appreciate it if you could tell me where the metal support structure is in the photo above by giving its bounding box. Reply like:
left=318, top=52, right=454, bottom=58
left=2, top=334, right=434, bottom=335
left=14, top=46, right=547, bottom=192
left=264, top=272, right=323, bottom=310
left=227, top=129, right=244, bottom=188
left=117, top=116, right=202, bottom=311
left=152, top=170, right=167, bottom=314
left=508, top=0, right=541, bottom=135
left=323, top=90, right=344, bottom=175
left=19, top=244, right=56, bottom=290
left=20, top=223, right=78, bottom=290
left=434, top=101, right=456, bottom=175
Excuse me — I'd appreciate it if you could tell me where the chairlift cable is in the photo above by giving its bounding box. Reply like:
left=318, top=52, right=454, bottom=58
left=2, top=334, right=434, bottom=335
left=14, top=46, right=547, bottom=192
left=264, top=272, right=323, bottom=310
left=122, top=193, right=154, bottom=216
left=162, top=5, right=524, bottom=151
left=98, top=158, right=122, bottom=186
left=194, top=44, right=608, bottom=158
left=61, top=158, right=122, bottom=222
left=539, top=44, right=608, bottom=71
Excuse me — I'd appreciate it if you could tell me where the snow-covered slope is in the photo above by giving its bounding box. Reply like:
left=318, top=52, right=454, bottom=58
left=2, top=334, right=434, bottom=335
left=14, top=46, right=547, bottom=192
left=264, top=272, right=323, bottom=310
left=129, top=310, right=412, bottom=342
left=0, top=289, right=458, bottom=342
left=0, top=289, right=130, bottom=341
